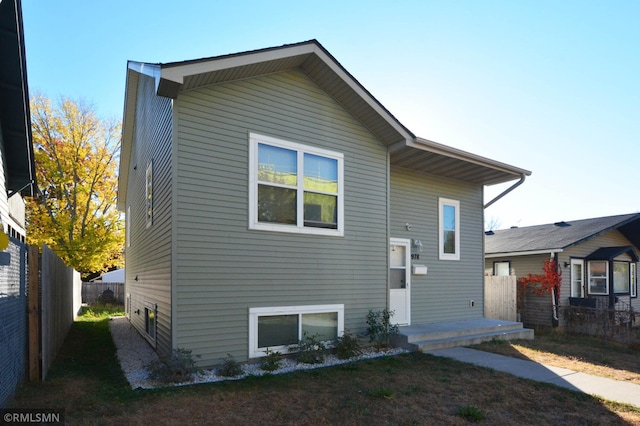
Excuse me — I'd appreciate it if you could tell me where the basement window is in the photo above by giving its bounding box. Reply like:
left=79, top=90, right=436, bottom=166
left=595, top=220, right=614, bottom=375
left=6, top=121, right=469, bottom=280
left=249, top=304, right=344, bottom=358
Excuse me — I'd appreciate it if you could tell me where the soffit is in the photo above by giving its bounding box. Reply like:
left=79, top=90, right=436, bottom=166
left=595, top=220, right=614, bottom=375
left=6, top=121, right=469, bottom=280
left=391, top=138, right=531, bottom=185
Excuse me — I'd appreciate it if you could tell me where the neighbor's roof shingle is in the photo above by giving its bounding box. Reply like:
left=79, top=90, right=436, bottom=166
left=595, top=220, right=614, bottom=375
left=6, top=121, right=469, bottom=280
left=485, top=213, right=640, bottom=255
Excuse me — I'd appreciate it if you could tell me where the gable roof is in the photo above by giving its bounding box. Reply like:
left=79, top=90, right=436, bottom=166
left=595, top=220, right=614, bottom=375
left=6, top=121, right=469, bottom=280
left=485, top=213, right=640, bottom=257
left=118, top=40, right=530, bottom=210
left=0, top=0, right=36, bottom=197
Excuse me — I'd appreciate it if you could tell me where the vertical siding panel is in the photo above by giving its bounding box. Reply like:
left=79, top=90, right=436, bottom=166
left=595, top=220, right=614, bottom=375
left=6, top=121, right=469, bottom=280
left=125, top=74, right=173, bottom=357
left=175, top=70, right=388, bottom=366
left=390, top=166, right=485, bottom=324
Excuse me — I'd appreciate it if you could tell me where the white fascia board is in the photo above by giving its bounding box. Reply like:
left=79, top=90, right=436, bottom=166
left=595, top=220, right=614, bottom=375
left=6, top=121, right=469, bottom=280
left=159, top=43, right=317, bottom=85
left=485, top=249, right=564, bottom=258
left=311, top=47, right=414, bottom=145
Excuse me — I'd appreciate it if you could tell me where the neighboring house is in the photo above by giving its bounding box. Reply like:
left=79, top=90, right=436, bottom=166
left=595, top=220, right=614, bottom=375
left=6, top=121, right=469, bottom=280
left=90, top=268, right=125, bottom=283
left=0, top=0, right=36, bottom=241
left=118, top=40, right=531, bottom=366
left=485, top=213, right=640, bottom=327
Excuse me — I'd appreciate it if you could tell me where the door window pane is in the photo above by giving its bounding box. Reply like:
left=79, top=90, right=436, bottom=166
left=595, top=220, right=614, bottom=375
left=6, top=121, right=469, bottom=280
left=302, top=312, right=338, bottom=341
left=390, top=269, right=406, bottom=289
left=390, top=245, right=406, bottom=267
left=258, top=315, right=298, bottom=348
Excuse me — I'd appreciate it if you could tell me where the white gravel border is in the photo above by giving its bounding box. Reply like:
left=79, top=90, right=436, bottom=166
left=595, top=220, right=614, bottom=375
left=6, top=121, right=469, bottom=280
left=109, top=316, right=407, bottom=389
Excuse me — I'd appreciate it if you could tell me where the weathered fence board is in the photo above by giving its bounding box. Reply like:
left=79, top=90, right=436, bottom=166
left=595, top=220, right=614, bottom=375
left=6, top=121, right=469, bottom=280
left=82, top=281, right=124, bottom=304
left=484, top=275, right=517, bottom=322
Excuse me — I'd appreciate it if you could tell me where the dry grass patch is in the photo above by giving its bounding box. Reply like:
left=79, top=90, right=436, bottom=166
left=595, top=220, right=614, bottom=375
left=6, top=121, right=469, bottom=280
left=8, top=309, right=640, bottom=425
left=473, top=330, right=640, bottom=385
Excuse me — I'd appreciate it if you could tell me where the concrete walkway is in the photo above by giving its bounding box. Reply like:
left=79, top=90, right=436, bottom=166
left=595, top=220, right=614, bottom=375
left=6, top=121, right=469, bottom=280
left=428, top=347, right=640, bottom=408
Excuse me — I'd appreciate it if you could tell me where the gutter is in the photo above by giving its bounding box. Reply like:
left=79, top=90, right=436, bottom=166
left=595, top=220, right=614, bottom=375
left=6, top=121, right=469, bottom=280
left=484, top=173, right=527, bottom=209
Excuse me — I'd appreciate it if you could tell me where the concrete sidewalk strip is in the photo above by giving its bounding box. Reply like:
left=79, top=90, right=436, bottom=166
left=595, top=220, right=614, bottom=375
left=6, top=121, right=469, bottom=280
left=427, top=347, right=640, bottom=408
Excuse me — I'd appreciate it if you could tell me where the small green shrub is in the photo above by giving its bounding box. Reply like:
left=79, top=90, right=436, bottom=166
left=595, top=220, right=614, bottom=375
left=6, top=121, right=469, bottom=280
left=335, top=330, right=361, bottom=359
left=218, top=353, right=243, bottom=377
left=368, top=387, right=393, bottom=398
left=260, top=348, right=283, bottom=372
left=147, top=348, right=200, bottom=383
left=366, top=309, right=399, bottom=350
left=290, top=332, right=327, bottom=364
left=456, top=405, right=486, bottom=422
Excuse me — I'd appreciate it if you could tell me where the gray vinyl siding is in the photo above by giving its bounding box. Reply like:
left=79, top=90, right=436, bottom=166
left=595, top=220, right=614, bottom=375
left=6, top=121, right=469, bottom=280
left=486, top=229, right=640, bottom=327
left=124, top=73, right=173, bottom=357
left=174, top=69, right=388, bottom=366
left=390, top=166, right=485, bottom=324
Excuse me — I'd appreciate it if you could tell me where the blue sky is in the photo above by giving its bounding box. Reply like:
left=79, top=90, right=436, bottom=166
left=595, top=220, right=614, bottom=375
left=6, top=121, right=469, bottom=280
left=21, top=0, right=639, bottom=229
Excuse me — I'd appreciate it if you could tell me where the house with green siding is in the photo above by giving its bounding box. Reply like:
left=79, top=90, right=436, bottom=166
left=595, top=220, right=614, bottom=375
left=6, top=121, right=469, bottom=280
left=117, top=40, right=532, bottom=366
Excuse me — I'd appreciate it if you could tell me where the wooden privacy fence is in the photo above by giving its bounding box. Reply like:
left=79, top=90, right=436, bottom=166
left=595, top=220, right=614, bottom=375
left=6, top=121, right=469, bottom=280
left=82, top=281, right=124, bottom=304
left=484, top=275, right=517, bottom=322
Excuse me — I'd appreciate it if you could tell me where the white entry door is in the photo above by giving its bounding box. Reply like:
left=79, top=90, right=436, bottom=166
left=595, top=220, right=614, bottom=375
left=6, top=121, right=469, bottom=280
left=389, top=238, right=411, bottom=325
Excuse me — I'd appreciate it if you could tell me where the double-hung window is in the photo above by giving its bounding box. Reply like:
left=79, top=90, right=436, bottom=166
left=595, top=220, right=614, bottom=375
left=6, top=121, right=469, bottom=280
left=249, top=134, right=344, bottom=236
left=588, top=261, right=609, bottom=295
left=438, top=198, right=460, bottom=260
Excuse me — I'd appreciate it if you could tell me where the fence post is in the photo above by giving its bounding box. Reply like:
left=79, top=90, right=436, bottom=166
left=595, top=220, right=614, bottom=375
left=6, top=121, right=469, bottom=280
left=28, top=245, right=40, bottom=381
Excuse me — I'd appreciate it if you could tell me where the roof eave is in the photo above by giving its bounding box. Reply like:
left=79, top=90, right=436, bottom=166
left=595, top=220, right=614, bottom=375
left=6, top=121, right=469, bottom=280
left=485, top=248, right=564, bottom=258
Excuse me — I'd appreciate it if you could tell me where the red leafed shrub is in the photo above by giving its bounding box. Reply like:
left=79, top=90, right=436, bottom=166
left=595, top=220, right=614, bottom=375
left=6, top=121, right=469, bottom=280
left=517, top=259, right=562, bottom=297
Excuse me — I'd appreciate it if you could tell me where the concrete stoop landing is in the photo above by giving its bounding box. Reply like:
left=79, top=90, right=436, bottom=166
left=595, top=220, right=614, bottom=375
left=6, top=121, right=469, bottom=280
left=394, top=318, right=534, bottom=352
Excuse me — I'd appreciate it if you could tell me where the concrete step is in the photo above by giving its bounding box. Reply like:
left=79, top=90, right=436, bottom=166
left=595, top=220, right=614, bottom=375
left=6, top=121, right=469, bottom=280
left=400, top=319, right=526, bottom=343
left=411, top=328, right=534, bottom=352
left=391, top=318, right=534, bottom=352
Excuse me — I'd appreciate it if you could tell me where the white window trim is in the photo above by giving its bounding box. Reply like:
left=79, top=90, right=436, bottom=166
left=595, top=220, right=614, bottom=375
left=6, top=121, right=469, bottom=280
left=144, top=301, right=157, bottom=345
left=438, top=197, right=460, bottom=261
left=587, top=261, right=609, bottom=295
left=631, top=263, right=637, bottom=298
left=248, top=304, right=344, bottom=358
left=145, top=161, right=153, bottom=228
left=126, top=205, right=131, bottom=248
left=248, top=133, right=344, bottom=236
left=570, top=258, right=585, bottom=298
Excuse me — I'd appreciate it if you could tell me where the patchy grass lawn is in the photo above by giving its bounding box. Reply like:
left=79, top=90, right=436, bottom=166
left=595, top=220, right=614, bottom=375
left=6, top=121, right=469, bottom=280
left=473, top=330, right=640, bottom=385
left=8, top=309, right=640, bottom=425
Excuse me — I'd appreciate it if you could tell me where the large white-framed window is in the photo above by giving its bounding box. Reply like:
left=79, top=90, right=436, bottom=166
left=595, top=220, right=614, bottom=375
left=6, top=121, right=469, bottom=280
left=570, top=259, right=585, bottom=298
left=249, top=133, right=344, bottom=236
left=145, top=161, right=153, bottom=228
left=248, top=304, right=344, bottom=358
left=588, top=261, right=608, bottom=295
left=438, top=198, right=460, bottom=260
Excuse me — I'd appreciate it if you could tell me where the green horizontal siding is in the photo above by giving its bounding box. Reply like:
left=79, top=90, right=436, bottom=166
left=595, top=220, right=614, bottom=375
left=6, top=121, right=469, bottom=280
left=124, top=74, right=173, bottom=357
left=174, top=69, right=388, bottom=366
left=390, top=166, right=485, bottom=324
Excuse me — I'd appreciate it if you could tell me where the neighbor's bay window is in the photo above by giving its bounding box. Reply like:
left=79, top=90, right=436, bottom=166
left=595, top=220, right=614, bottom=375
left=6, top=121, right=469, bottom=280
left=613, top=262, right=630, bottom=293
left=249, top=134, right=343, bottom=236
left=588, top=261, right=608, bottom=295
left=249, top=305, right=344, bottom=357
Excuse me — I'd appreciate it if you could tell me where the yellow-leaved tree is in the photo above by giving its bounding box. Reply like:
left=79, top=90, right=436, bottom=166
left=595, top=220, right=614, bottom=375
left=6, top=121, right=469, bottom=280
left=26, top=94, right=123, bottom=274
